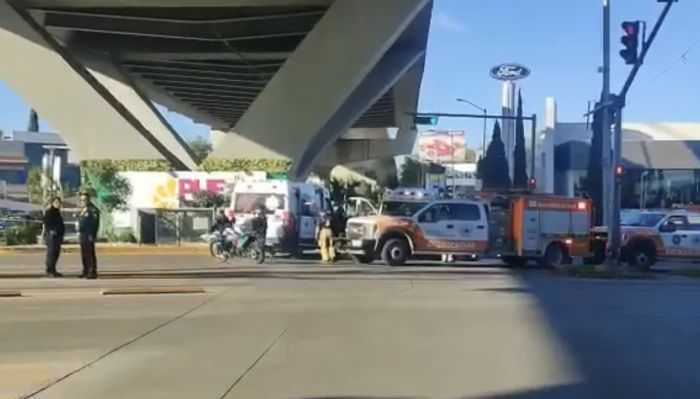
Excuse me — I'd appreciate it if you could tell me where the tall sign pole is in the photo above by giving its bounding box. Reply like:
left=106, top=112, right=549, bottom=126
left=601, top=0, right=612, bottom=231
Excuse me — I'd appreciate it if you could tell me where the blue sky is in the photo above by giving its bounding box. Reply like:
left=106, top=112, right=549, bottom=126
left=0, top=0, right=698, bottom=148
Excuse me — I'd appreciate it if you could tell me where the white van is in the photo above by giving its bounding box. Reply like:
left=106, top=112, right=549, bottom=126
left=230, top=180, right=329, bottom=253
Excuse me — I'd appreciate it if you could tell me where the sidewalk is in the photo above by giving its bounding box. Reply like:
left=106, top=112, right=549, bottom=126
left=0, top=243, right=209, bottom=255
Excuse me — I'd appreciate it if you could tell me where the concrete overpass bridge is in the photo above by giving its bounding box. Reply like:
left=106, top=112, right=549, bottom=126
left=0, top=0, right=431, bottom=180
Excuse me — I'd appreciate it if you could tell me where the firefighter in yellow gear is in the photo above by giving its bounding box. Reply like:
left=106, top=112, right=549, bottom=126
left=317, top=209, right=336, bottom=263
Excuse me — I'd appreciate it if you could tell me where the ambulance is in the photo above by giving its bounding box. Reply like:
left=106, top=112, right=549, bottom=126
left=344, top=191, right=593, bottom=266
left=591, top=209, right=700, bottom=270
left=230, top=180, right=330, bottom=254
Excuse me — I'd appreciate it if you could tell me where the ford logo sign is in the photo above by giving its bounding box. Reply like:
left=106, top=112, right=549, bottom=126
left=490, top=63, right=531, bottom=81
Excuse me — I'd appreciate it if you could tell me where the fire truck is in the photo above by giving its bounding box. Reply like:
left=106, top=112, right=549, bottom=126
left=344, top=191, right=593, bottom=266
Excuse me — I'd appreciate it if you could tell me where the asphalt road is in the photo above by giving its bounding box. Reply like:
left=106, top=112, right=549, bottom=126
left=1, top=254, right=700, bottom=398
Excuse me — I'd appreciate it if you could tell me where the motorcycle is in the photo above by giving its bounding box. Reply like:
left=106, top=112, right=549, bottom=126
left=202, top=226, right=266, bottom=264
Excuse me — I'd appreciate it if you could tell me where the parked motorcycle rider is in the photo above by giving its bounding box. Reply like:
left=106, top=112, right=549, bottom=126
left=210, top=209, right=233, bottom=233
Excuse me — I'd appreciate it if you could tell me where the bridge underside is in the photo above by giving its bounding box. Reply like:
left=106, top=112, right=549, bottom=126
left=0, top=0, right=430, bottom=178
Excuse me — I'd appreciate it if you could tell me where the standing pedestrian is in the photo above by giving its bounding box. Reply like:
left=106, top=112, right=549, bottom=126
left=43, top=197, right=65, bottom=277
left=78, top=192, right=100, bottom=279
left=316, top=208, right=335, bottom=263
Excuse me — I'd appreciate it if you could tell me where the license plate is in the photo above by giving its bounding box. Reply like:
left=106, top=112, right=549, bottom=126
left=352, top=240, right=363, bottom=248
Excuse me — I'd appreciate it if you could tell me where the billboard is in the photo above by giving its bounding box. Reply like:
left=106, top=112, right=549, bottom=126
left=418, top=130, right=466, bottom=163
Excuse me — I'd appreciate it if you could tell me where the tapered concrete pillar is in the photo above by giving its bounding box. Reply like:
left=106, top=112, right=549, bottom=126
left=208, top=0, right=429, bottom=179
left=0, top=3, right=197, bottom=170
left=319, top=129, right=417, bottom=166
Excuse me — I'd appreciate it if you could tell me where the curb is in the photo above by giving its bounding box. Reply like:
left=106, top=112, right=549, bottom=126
left=0, top=246, right=209, bottom=255
left=0, top=291, right=22, bottom=298
left=102, top=287, right=206, bottom=295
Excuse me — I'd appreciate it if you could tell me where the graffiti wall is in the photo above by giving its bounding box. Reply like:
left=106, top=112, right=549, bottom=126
left=111, top=171, right=267, bottom=229
left=120, top=171, right=267, bottom=209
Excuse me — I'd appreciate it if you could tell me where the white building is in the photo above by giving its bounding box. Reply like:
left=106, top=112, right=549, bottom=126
left=537, top=98, right=700, bottom=208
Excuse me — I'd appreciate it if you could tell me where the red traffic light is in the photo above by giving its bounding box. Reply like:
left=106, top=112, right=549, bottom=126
left=615, top=166, right=624, bottom=176
left=620, top=21, right=640, bottom=65
left=622, top=21, right=638, bottom=35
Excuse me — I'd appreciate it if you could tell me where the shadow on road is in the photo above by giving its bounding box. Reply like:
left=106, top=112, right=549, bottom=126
left=0, top=266, right=514, bottom=282
left=509, top=271, right=700, bottom=399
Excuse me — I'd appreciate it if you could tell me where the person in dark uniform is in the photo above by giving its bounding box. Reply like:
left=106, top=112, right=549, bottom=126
left=43, top=197, right=65, bottom=277
left=78, top=192, right=100, bottom=279
left=250, top=206, right=268, bottom=240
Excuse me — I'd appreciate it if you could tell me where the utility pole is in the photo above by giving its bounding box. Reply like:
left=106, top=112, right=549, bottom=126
left=601, top=0, right=612, bottom=231
left=606, top=0, right=675, bottom=265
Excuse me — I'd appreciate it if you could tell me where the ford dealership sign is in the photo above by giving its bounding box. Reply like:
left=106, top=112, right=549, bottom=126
left=489, top=63, right=531, bottom=81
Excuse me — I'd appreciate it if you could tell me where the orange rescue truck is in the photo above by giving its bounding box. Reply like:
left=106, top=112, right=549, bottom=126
left=345, top=191, right=593, bottom=266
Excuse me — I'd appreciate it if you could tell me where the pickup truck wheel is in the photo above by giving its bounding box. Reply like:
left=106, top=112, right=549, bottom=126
left=628, top=245, right=654, bottom=271
left=539, top=243, right=570, bottom=268
left=381, top=238, right=409, bottom=266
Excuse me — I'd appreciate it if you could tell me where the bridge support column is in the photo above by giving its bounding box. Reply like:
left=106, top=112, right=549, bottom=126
left=208, top=0, right=428, bottom=179
left=0, top=3, right=196, bottom=169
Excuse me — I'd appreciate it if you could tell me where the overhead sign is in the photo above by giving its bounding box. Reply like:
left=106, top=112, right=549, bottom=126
left=489, top=63, right=531, bottom=81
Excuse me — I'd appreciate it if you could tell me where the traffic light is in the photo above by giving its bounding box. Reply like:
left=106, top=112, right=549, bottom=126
left=414, top=115, right=438, bottom=126
left=620, top=21, right=640, bottom=65
left=615, top=166, right=624, bottom=178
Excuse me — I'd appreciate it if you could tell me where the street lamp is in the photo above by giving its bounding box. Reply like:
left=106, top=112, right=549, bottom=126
left=456, top=98, right=488, bottom=158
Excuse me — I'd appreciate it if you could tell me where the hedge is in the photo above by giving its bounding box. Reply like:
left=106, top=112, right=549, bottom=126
left=80, top=159, right=293, bottom=173
left=200, top=158, right=292, bottom=173
left=80, top=159, right=172, bottom=172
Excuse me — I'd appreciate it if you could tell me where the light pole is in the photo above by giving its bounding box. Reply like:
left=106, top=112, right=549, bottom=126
left=456, top=98, right=488, bottom=158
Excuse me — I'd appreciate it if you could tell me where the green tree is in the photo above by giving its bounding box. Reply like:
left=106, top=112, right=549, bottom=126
left=27, top=109, right=39, bottom=132
left=512, top=90, right=529, bottom=188
left=81, top=161, right=132, bottom=212
left=399, top=157, right=423, bottom=187
left=477, top=121, right=511, bottom=190
left=187, top=136, right=212, bottom=164
left=181, top=191, right=227, bottom=208
left=464, top=148, right=477, bottom=163
left=26, top=166, right=44, bottom=204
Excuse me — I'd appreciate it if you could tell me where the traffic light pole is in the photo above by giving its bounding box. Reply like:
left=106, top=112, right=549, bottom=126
left=601, top=0, right=612, bottom=236
left=607, top=98, right=623, bottom=264
left=605, top=0, right=675, bottom=266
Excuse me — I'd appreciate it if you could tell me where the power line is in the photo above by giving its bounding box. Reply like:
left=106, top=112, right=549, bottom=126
left=652, top=37, right=700, bottom=81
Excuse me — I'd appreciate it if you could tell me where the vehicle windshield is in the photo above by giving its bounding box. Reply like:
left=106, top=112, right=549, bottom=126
left=233, top=193, right=285, bottom=215
left=620, top=212, right=665, bottom=227
left=380, top=201, right=429, bottom=217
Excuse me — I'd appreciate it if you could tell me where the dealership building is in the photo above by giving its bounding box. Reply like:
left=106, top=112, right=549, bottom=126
left=538, top=98, right=700, bottom=209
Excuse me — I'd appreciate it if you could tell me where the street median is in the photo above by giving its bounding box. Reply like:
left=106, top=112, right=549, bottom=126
left=0, top=244, right=209, bottom=256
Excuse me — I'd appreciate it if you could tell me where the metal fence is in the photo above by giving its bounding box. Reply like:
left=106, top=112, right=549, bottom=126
left=139, top=208, right=216, bottom=245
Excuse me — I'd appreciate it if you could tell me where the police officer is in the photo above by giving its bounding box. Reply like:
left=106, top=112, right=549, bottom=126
left=43, top=197, right=65, bottom=277
left=316, top=208, right=335, bottom=263
left=78, top=192, right=100, bottom=279
left=251, top=206, right=267, bottom=240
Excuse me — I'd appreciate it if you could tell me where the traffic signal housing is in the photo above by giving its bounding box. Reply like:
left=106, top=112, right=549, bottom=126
left=620, top=21, right=640, bottom=65
left=414, top=115, right=438, bottom=126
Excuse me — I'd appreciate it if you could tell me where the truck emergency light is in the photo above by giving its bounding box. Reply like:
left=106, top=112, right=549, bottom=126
left=577, top=201, right=588, bottom=210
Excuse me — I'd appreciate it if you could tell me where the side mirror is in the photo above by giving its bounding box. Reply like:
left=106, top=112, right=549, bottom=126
left=660, top=223, right=676, bottom=233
